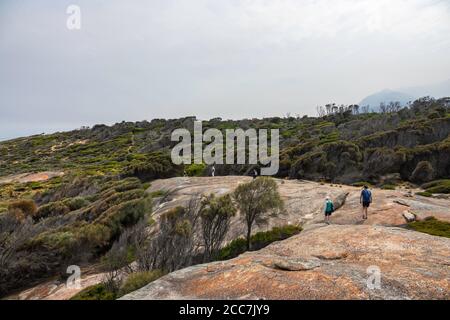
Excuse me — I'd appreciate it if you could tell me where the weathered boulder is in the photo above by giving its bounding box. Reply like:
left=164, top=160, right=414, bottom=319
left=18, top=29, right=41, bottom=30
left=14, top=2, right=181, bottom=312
left=120, top=224, right=450, bottom=300
left=402, top=211, right=416, bottom=223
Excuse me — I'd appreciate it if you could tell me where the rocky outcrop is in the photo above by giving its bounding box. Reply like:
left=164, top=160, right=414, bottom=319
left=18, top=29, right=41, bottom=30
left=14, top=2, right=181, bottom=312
left=402, top=211, right=416, bottom=223
left=147, top=177, right=352, bottom=240
left=0, top=171, right=64, bottom=185
left=120, top=224, right=450, bottom=300
left=9, top=177, right=450, bottom=300
left=5, top=266, right=106, bottom=300
left=148, top=177, right=450, bottom=236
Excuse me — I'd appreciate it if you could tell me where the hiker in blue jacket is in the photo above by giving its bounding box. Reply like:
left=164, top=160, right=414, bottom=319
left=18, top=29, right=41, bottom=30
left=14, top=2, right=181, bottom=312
left=360, top=185, right=372, bottom=220
left=324, top=196, right=334, bottom=224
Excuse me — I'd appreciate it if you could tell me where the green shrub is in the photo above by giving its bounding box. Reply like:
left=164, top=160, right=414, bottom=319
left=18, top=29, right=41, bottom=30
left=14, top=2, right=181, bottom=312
left=62, top=197, right=90, bottom=211
left=70, top=283, right=116, bottom=300
left=78, top=223, right=111, bottom=248
left=32, top=231, right=78, bottom=256
left=141, top=182, right=151, bottom=190
left=218, top=225, right=302, bottom=260
left=149, top=190, right=167, bottom=198
left=97, top=196, right=152, bottom=237
left=407, top=217, right=450, bottom=238
left=122, top=152, right=181, bottom=181
left=381, top=184, right=396, bottom=190
left=35, top=201, right=70, bottom=220
left=185, top=163, right=206, bottom=176
left=416, top=191, right=432, bottom=197
left=118, top=270, right=165, bottom=297
left=423, top=180, right=450, bottom=194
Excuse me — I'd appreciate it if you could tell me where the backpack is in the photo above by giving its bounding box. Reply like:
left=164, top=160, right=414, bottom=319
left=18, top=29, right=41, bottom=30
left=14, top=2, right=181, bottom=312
left=361, top=189, right=371, bottom=202
left=325, top=200, right=334, bottom=213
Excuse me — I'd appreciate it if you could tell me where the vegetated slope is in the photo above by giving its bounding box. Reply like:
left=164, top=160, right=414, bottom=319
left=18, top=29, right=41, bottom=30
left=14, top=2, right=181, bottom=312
left=1, top=96, right=450, bottom=297
left=0, top=97, right=449, bottom=185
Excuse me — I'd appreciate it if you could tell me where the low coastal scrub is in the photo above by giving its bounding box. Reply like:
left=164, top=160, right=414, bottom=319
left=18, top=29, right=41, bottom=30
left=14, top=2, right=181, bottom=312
left=0, top=177, right=153, bottom=296
left=416, top=191, right=433, bottom=197
left=408, top=217, right=450, bottom=238
left=421, top=180, right=450, bottom=194
left=70, top=270, right=165, bottom=300
left=118, top=270, right=165, bottom=297
left=70, top=283, right=116, bottom=300
left=218, top=225, right=302, bottom=261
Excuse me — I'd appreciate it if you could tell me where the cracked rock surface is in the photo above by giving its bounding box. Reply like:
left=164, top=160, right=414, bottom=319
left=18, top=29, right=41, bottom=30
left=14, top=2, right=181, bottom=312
left=121, top=224, right=450, bottom=300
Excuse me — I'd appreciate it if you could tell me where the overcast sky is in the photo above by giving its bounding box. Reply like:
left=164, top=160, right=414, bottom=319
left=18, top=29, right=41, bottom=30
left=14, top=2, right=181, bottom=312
left=1, top=0, right=449, bottom=140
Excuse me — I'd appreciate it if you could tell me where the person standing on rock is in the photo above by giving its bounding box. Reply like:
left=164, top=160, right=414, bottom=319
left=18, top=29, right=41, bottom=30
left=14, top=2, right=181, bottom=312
left=360, top=185, right=372, bottom=220
left=324, top=196, right=334, bottom=224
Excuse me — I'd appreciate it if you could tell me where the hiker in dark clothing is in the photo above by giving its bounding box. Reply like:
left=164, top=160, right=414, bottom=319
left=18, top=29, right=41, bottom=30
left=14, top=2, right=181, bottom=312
left=252, top=168, right=258, bottom=179
left=360, top=185, right=372, bottom=220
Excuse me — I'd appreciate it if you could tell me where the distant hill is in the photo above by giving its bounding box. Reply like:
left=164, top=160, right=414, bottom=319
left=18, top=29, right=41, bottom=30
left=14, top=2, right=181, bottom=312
left=360, top=79, right=450, bottom=110
left=359, top=89, right=415, bottom=110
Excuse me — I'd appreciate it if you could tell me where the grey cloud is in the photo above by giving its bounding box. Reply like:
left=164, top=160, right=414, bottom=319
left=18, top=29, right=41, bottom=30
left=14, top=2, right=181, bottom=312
left=0, top=0, right=449, bottom=140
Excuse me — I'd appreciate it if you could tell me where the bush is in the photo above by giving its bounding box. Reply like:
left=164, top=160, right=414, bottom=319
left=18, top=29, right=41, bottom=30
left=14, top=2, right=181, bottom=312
left=122, top=152, right=182, bottom=181
left=421, top=180, right=450, bottom=194
left=35, top=201, right=70, bottom=220
left=185, top=163, right=206, bottom=177
left=8, top=200, right=38, bottom=220
left=410, top=161, right=434, bottom=183
left=118, top=270, right=165, bottom=297
left=407, top=217, right=450, bottom=238
left=149, top=190, right=167, bottom=198
left=62, top=197, right=90, bottom=211
left=381, top=184, right=396, bottom=190
left=218, top=225, right=302, bottom=260
left=70, top=283, right=116, bottom=300
left=200, top=194, right=236, bottom=262
left=78, top=224, right=111, bottom=248
left=96, top=196, right=152, bottom=238
left=416, top=191, right=432, bottom=197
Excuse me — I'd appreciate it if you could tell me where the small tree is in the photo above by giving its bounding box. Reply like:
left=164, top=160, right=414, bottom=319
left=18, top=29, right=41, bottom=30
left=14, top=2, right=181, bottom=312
left=233, top=177, right=283, bottom=251
left=199, top=194, right=236, bottom=262
left=136, top=196, right=202, bottom=272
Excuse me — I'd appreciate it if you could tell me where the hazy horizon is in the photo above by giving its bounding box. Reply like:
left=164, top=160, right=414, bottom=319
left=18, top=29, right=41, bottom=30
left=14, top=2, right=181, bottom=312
left=1, top=0, right=450, bottom=141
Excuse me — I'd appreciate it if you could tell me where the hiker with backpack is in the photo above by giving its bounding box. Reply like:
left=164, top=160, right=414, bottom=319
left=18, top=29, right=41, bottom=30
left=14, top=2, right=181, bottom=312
left=360, top=185, right=372, bottom=220
left=324, top=196, right=334, bottom=224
